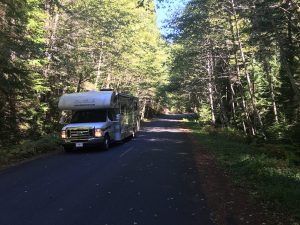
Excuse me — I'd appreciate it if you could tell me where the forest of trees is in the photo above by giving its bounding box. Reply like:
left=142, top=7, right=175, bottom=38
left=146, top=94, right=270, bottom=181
left=1, top=0, right=300, bottom=147
left=0, top=0, right=169, bottom=146
left=164, top=0, right=300, bottom=143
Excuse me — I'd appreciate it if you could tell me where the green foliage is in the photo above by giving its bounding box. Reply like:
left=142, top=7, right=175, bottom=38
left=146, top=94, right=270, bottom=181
left=265, top=122, right=291, bottom=142
left=203, top=125, right=248, bottom=143
left=162, top=0, right=300, bottom=143
left=189, top=122, right=300, bottom=217
left=287, top=123, right=300, bottom=145
left=0, top=0, right=169, bottom=146
left=0, top=0, right=34, bottom=144
left=0, top=134, right=62, bottom=168
left=18, top=134, right=61, bottom=155
left=197, top=104, right=212, bottom=124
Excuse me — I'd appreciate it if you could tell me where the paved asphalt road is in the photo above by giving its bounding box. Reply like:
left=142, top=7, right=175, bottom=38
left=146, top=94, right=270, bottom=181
left=0, top=115, right=213, bottom=225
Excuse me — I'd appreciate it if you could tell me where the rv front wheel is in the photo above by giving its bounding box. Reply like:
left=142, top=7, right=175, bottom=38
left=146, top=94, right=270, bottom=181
left=64, top=146, right=73, bottom=152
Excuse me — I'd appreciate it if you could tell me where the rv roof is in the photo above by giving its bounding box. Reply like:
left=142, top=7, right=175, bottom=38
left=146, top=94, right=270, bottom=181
left=58, top=91, right=115, bottom=110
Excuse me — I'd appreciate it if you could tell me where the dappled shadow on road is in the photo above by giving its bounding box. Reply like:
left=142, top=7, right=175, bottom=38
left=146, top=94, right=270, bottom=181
left=0, top=114, right=213, bottom=225
left=157, top=113, right=198, bottom=121
left=137, top=117, right=192, bottom=145
left=65, top=115, right=192, bottom=154
left=64, top=115, right=193, bottom=154
left=123, top=116, right=214, bottom=225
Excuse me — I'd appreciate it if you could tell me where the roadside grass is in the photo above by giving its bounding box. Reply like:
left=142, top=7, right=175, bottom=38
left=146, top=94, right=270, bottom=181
left=187, top=122, right=300, bottom=219
left=0, top=134, right=62, bottom=169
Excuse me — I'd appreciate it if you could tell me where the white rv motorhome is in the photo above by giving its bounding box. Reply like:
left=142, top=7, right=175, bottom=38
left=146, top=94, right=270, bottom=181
left=58, top=90, right=140, bottom=151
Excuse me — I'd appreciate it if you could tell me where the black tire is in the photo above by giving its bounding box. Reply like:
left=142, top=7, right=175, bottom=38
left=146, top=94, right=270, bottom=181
left=64, top=146, right=73, bottom=152
left=102, top=135, right=110, bottom=150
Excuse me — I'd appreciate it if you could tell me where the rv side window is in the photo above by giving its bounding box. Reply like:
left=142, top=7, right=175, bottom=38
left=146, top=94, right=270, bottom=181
left=60, top=110, right=72, bottom=124
left=107, top=110, right=115, bottom=121
left=71, top=109, right=107, bottom=123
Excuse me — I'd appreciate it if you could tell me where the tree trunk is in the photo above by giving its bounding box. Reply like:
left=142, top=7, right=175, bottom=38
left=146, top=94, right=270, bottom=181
left=140, top=100, right=147, bottom=121
left=269, top=18, right=300, bottom=107
left=43, top=4, right=60, bottom=129
left=8, top=94, right=18, bottom=143
left=94, top=51, right=104, bottom=90
left=105, top=72, right=111, bottom=89
left=76, top=74, right=83, bottom=92
left=215, top=85, right=229, bottom=126
left=207, top=54, right=216, bottom=125
left=263, top=59, right=279, bottom=122
left=44, top=9, right=60, bottom=78
left=94, top=41, right=104, bottom=90
left=227, top=13, right=254, bottom=135
left=229, top=84, right=237, bottom=120
left=281, top=49, right=300, bottom=105
left=230, top=0, right=266, bottom=138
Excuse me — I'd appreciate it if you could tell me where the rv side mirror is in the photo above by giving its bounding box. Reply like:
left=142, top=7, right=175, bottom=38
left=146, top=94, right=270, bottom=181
left=116, top=114, right=121, bottom=122
left=59, top=110, right=71, bottom=125
left=59, top=116, right=67, bottom=125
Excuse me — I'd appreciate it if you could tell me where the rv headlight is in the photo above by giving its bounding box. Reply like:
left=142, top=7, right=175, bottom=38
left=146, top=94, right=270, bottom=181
left=94, top=128, right=103, bottom=137
left=61, top=130, right=67, bottom=139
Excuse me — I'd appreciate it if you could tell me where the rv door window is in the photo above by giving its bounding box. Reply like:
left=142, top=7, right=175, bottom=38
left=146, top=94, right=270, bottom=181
left=107, top=109, right=116, bottom=121
left=71, top=109, right=107, bottom=123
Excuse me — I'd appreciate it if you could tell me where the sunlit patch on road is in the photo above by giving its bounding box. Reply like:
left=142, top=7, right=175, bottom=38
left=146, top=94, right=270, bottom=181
left=177, top=152, right=189, bottom=155
left=151, top=148, right=164, bottom=151
left=147, top=138, right=180, bottom=143
left=144, top=126, right=191, bottom=133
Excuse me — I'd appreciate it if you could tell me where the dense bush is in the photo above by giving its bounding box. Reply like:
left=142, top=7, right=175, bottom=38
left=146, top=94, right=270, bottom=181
left=190, top=122, right=300, bottom=218
left=0, top=135, right=62, bottom=168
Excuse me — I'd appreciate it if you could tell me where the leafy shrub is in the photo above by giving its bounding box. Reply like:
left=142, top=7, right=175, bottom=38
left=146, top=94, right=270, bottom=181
left=200, top=125, right=247, bottom=143
left=19, top=134, right=62, bottom=155
left=287, top=123, right=300, bottom=145
left=265, top=122, right=291, bottom=143
left=197, top=104, right=212, bottom=124
left=0, top=134, right=62, bottom=168
left=190, top=123, right=300, bottom=216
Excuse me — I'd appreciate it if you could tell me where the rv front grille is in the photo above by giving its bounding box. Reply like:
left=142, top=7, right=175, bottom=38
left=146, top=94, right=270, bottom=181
left=67, top=129, right=93, bottom=140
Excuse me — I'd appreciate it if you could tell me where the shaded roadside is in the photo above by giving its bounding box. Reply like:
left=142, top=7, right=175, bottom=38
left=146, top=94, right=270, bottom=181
left=188, top=134, right=283, bottom=225
left=0, top=135, right=62, bottom=171
left=182, top=121, right=299, bottom=225
left=158, top=114, right=298, bottom=225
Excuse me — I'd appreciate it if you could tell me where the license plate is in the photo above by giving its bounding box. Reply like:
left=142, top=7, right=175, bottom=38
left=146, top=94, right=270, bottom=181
left=76, top=142, right=83, bottom=148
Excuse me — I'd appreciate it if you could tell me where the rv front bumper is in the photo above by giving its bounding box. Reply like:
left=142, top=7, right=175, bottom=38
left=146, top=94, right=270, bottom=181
left=62, top=137, right=105, bottom=149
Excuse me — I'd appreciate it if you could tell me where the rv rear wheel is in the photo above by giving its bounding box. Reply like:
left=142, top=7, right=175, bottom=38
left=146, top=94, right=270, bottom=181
left=102, top=135, right=110, bottom=150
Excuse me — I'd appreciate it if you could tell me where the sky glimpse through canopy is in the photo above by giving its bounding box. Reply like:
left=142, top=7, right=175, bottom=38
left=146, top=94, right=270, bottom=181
left=155, top=0, right=190, bottom=36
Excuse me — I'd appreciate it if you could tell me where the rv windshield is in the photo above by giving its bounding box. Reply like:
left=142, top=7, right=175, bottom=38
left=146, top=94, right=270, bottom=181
left=71, top=109, right=107, bottom=123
